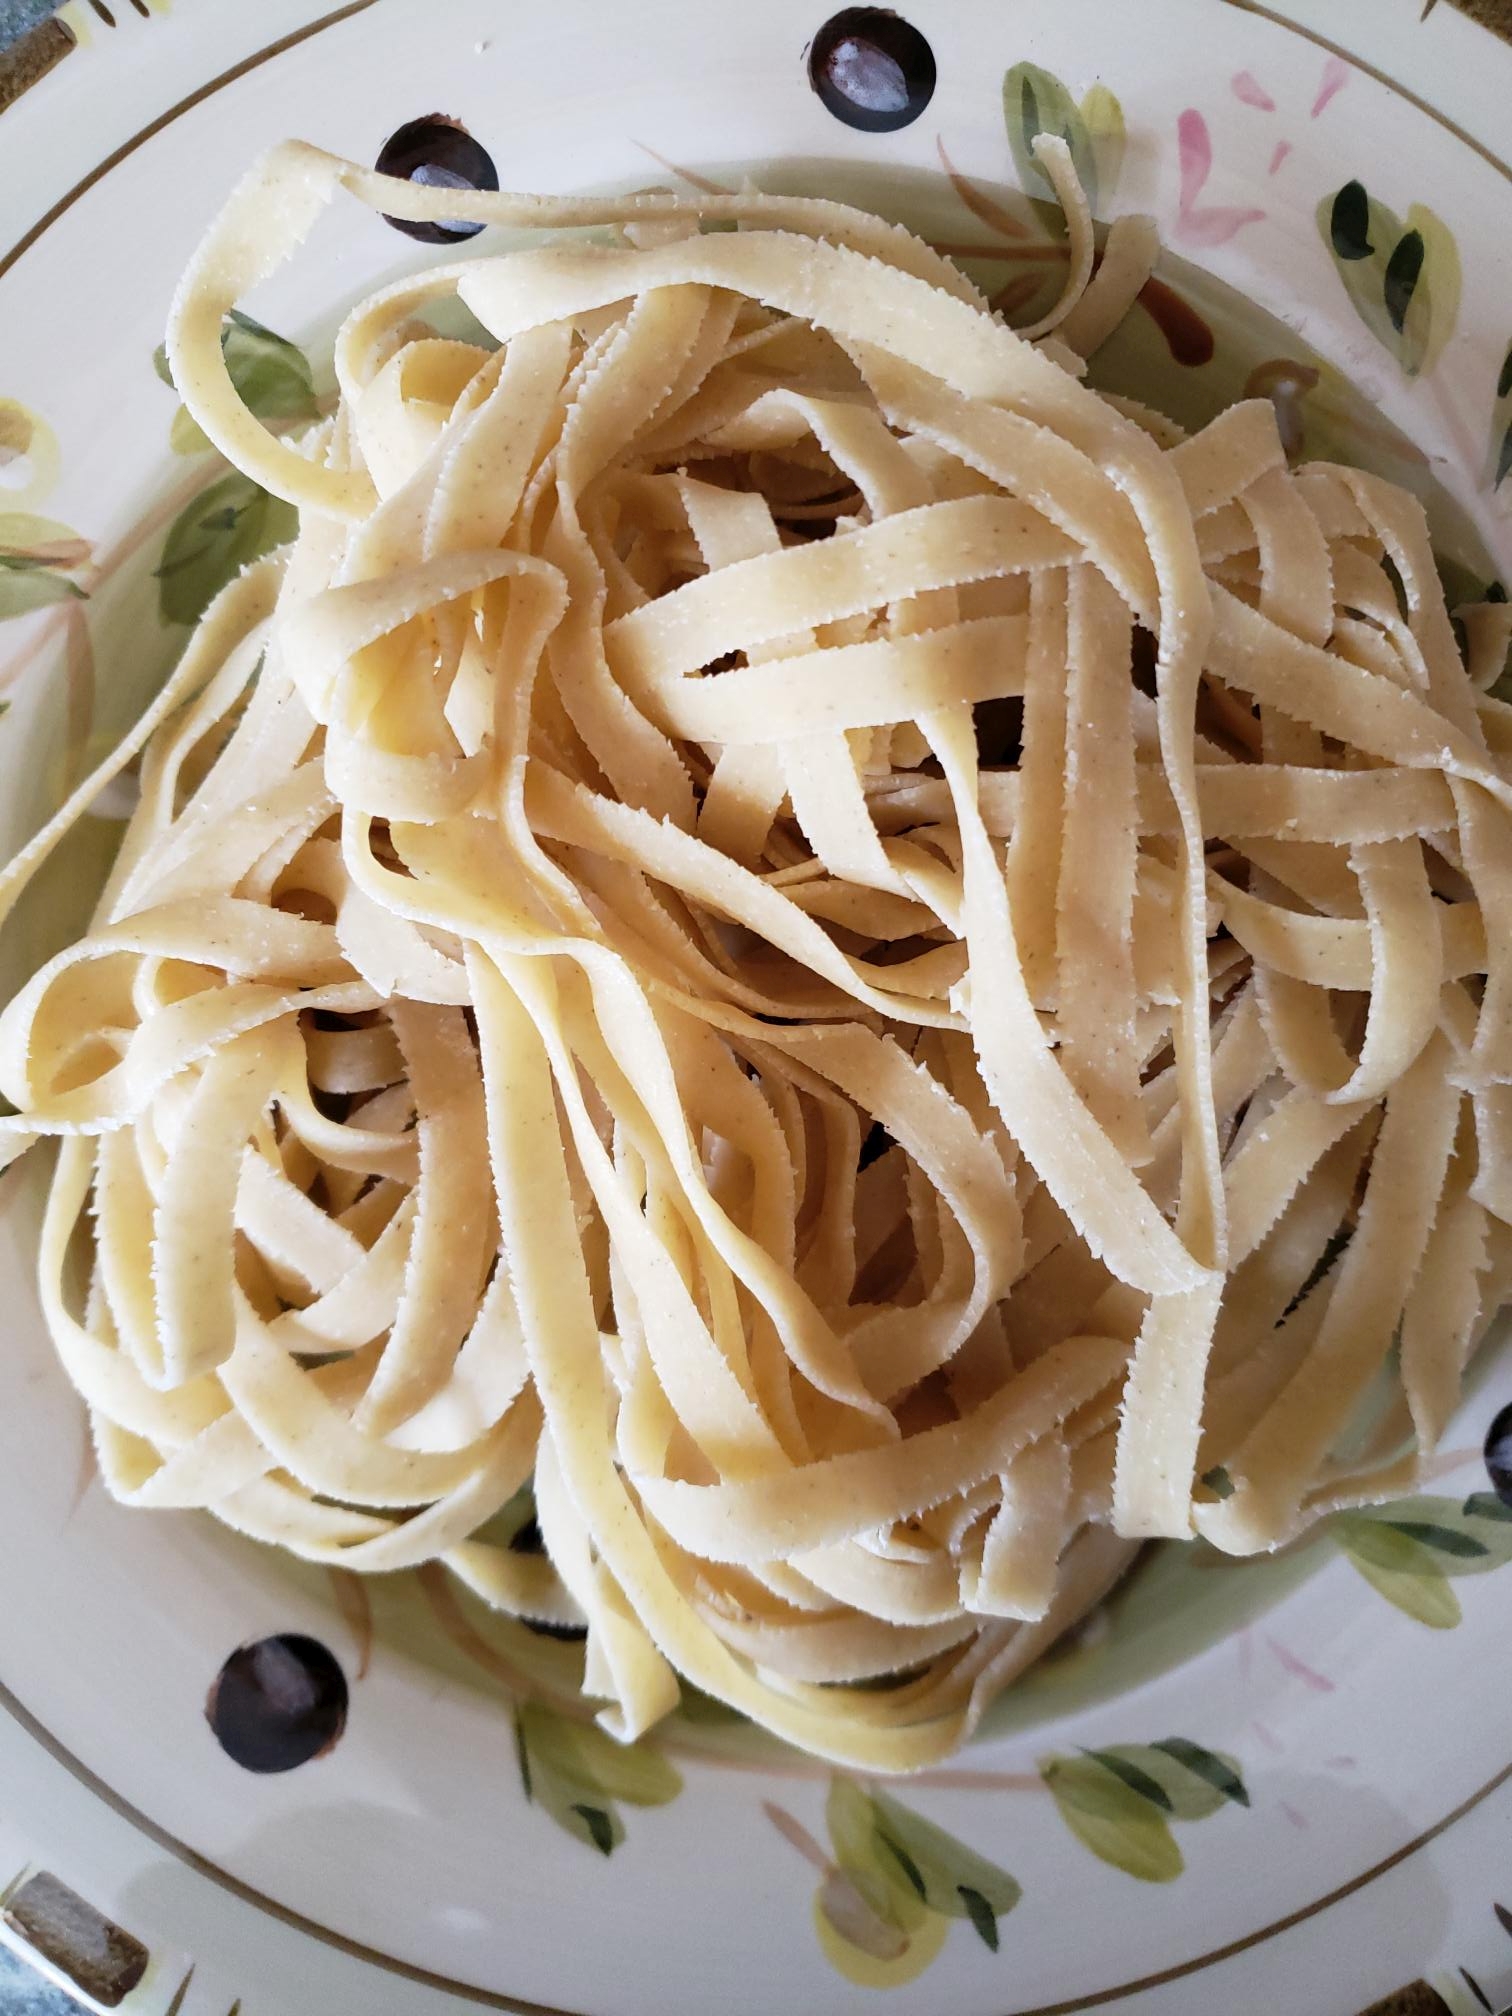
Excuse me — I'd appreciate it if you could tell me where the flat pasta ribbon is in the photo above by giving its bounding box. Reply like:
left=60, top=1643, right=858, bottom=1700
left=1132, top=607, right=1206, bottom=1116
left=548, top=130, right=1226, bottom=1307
left=1, top=139, right=1507, bottom=1768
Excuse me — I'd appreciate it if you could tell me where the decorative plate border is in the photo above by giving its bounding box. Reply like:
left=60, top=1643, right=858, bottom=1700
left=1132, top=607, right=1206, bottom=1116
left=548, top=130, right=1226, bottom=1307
left=1, top=6, right=1512, bottom=2016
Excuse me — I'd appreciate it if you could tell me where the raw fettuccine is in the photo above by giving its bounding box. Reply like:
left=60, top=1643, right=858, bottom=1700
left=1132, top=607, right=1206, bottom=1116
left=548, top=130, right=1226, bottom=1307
left=1, top=139, right=1508, bottom=1769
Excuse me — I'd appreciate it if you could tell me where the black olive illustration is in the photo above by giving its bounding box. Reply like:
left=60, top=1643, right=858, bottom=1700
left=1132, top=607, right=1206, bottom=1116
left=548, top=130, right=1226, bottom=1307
left=808, top=10, right=936, bottom=133
left=207, top=1634, right=349, bottom=1773
left=1486, top=1400, right=1512, bottom=1511
left=375, top=118, right=500, bottom=243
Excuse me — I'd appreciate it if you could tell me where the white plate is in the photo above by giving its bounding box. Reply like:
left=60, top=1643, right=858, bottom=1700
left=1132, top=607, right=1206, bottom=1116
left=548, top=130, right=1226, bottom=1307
left=2, top=3, right=1511, bottom=2012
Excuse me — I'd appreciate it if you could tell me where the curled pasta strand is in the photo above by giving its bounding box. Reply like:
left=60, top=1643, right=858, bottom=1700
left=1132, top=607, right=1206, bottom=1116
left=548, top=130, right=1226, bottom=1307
left=0, top=140, right=1504, bottom=1766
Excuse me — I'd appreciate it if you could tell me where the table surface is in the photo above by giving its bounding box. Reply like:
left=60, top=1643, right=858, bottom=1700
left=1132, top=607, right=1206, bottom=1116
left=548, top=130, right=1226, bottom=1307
left=0, top=1944, right=77, bottom=2016
left=0, top=1, right=50, bottom=48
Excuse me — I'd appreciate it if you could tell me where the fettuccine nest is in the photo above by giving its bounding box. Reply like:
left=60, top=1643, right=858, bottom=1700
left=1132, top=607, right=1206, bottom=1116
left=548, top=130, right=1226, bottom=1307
left=2, top=141, right=1509, bottom=1769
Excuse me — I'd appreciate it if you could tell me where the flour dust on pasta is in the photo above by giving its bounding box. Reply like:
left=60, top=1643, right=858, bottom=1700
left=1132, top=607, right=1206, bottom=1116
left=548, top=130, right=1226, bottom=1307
left=1, top=140, right=1509, bottom=1769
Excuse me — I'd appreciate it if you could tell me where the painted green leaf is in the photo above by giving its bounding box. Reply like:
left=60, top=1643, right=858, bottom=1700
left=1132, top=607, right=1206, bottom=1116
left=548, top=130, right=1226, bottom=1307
left=1463, top=1491, right=1512, bottom=1524
left=1338, top=1513, right=1443, bottom=1573
left=0, top=558, right=86, bottom=621
left=1388, top=1521, right=1488, bottom=1559
left=1325, top=185, right=1410, bottom=350
left=0, top=510, right=90, bottom=622
left=823, top=1777, right=1021, bottom=1958
left=220, top=310, right=318, bottom=420
left=521, top=1759, right=624, bottom=1855
left=1348, top=1496, right=1512, bottom=1576
left=1336, top=1515, right=1462, bottom=1627
left=515, top=1703, right=679, bottom=1855
left=1080, top=83, right=1126, bottom=211
left=828, top=1777, right=883, bottom=1874
left=816, top=1866, right=911, bottom=1959
left=869, top=1788, right=1022, bottom=1923
left=1317, top=182, right=1461, bottom=377
left=1040, top=1755, right=1184, bottom=1882
left=1345, top=1550, right=1462, bottom=1627
left=826, top=1779, right=930, bottom=1933
left=169, top=406, right=213, bottom=459
left=516, top=1702, right=681, bottom=1807
left=155, top=471, right=298, bottom=627
left=0, top=511, right=87, bottom=563
left=571, top=1803, right=617, bottom=1856
left=516, top=1723, right=629, bottom=1854
left=1079, top=1742, right=1247, bottom=1822
left=1151, top=1738, right=1250, bottom=1810
left=536, top=1780, right=624, bottom=1855
left=156, top=309, right=317, bottom=455
left=958, top=1886, right=999, bottom=1952
left=878, top=1833, right=927, bottom=1901
left=1082, top=1748, right=1174, bottom=1813
left=1003, top=62, right=1109, bottom=212
left=1401, top=207, right=1461, bottom=374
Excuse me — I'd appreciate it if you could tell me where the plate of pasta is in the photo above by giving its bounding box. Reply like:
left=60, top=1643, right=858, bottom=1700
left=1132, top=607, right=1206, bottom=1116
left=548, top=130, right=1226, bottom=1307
left=1, top=2, right=1512, bottom=2013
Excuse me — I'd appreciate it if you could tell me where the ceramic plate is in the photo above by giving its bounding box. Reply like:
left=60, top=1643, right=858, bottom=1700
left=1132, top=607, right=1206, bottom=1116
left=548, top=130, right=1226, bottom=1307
left=2, top=3, right=1512, bottom=2012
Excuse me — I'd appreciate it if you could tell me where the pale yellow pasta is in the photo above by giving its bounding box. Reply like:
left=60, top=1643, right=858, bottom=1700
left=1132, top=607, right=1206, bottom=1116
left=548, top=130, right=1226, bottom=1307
left=0, top=139, right=1507, bottom=1769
